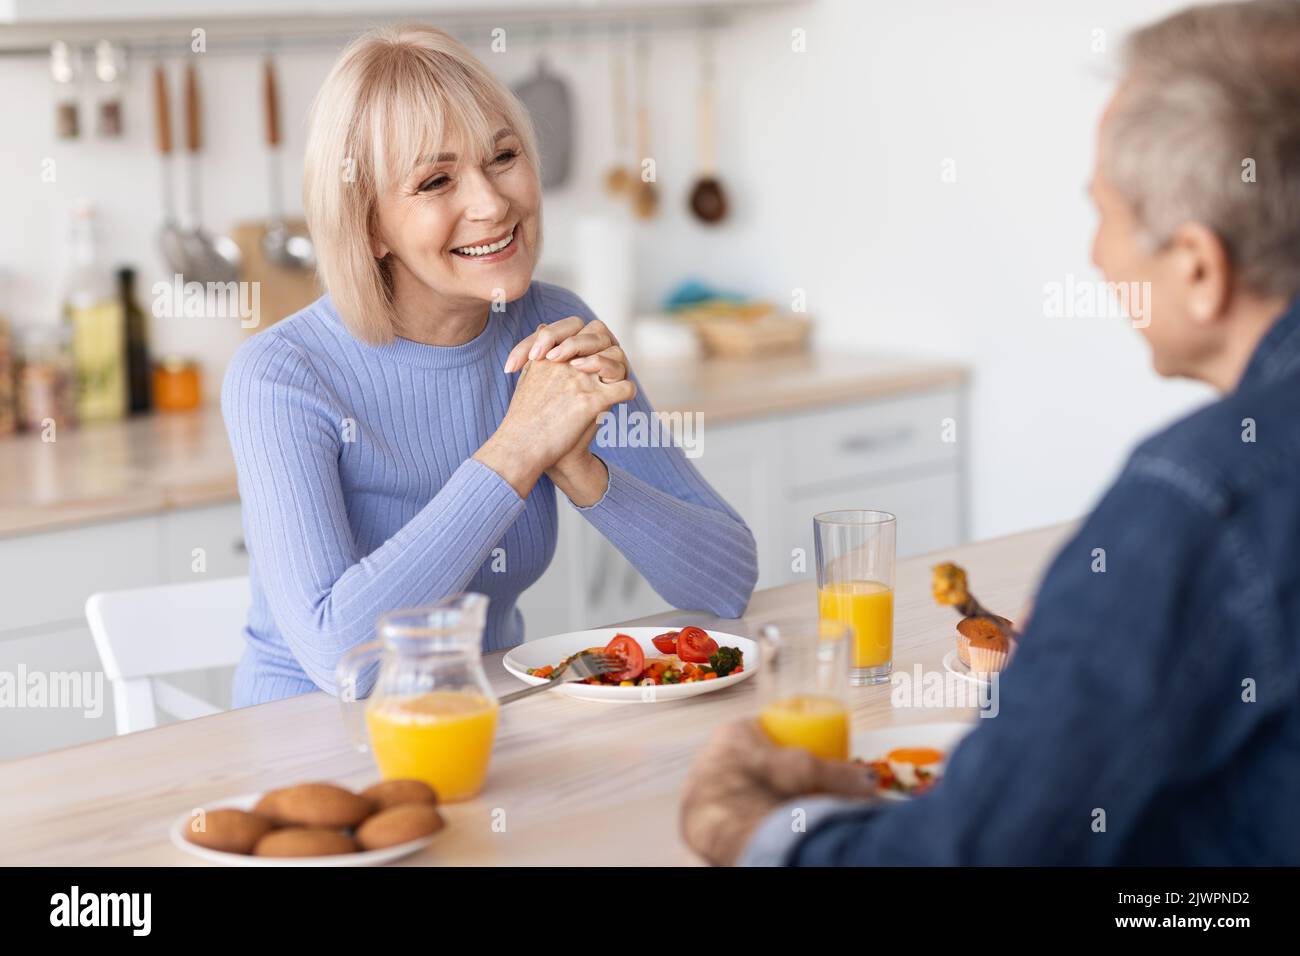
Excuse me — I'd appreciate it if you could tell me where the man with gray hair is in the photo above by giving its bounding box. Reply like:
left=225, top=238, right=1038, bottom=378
left=680, top=0, right=1300, bottom=866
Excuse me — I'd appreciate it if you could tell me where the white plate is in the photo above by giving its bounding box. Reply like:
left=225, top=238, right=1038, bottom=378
left=942, top=649, right=990, bottom=687
left=170, top=792, right=440, bottom=866
left=503, top=626, right=758, bottom=702
left=852, top=721, right=974, bottom=801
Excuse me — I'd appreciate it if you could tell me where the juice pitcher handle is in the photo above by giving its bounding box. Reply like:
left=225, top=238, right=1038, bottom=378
left=335, top=639, right=382, bottom=753
left=757, top=622, right=783, bottom=667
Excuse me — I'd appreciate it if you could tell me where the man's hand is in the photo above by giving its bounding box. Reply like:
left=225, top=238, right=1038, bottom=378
left=680, top=719, right=878, bottom=866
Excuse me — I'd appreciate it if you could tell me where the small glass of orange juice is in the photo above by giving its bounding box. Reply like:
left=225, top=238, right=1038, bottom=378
left=756, top=617, right=851, bottom=760
left=336, top=593, right=499, bottom=802
left=814, top=510, right=897, bottom=686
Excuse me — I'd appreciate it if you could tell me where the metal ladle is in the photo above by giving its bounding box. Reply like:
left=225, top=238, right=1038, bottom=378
left=180, top=62, right=241, bottom=284
left=153, top=64, right=189, bottom=277
left=260, top=56, right=314, bottom=270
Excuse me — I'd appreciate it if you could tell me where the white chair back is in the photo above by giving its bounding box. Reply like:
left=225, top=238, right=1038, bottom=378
left=86, top=576, right=250, bottom=734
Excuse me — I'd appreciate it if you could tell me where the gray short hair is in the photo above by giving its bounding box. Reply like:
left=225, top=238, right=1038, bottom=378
left=1104, top=0, right=1300, bottom=299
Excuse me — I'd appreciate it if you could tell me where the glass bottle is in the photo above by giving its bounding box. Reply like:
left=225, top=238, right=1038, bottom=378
left=118, top=267, right=152, bottom=414
left=336, top=593, right=499, bottom=802
left=64, top=201, right=126, bottom=422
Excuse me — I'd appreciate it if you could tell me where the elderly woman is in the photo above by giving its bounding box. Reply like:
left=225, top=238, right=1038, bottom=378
left=222, top=25, right=758, bottom=705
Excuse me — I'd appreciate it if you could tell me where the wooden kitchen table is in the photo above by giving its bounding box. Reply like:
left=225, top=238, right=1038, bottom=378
left=0, top=524, right=1073, bottom=866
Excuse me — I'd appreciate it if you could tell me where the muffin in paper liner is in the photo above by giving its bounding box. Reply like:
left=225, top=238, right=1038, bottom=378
left=956, top=615, right=1013, bottom=671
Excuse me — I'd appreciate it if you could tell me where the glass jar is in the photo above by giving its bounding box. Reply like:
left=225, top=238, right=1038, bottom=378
left=336, top=593, right=499, bottom=802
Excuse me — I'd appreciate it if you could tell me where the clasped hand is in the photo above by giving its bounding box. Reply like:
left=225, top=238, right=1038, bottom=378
left=475, top=316, right=635, bottom=504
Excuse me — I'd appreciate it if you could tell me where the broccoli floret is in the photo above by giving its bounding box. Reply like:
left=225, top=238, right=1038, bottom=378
left=709, top=646, right=743, bottom=677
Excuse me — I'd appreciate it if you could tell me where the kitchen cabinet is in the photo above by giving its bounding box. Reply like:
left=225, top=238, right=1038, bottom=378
left=160, top=502, right=247, bottom=582
left=782, top=388, right=959, bottom=492
left=786, top=469, right=963, bottom=569
left=0, top=516, right=161, bottom=635
left=0, top=502, right=247, bottom=761
left=0, top=625, right=117, bottom=755
left=682, top=417, right=782, bottom=588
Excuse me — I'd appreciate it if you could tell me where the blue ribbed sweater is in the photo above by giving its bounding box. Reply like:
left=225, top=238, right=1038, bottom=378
left=221, top=281, right=758, bottom=706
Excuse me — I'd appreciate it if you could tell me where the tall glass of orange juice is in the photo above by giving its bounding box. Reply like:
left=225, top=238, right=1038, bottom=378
left=756, top=617, right=851, bottom=760
left=336, top=593, right=499, bottom=801
left=814, top=510, right=897, bottom=686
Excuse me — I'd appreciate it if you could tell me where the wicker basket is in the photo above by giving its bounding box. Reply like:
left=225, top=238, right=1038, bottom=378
left=693, top=313, right=813, bottom=358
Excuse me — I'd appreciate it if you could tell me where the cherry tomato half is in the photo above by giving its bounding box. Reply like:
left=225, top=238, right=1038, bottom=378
left=676, top=626, right=718, bottom=664
left=651, top=630, right=679, bottom=655
left=604, top=634, right=646, bottom=681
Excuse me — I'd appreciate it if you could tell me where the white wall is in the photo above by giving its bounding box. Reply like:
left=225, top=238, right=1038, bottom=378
left=0, top=0, right=1216, bottom=540
left=779, top=0, right=1216, bottom=539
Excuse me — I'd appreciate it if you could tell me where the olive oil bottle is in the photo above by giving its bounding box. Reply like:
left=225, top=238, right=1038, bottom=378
left=64, top=201, right=126, bottom=422
left=119, top=267, right=152, bottom=414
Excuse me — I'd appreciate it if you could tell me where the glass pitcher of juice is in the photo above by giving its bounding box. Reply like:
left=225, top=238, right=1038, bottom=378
left=756, top=616, right=852, bottom=760
left=336, top=593, right=499, bottom=802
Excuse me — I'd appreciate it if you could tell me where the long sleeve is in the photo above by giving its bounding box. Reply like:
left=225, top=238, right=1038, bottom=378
left=525, top=282, right=754, bottom=621
left=533, top=285, right=758, bottom=619
left=572, top=367, right=758, bottom=619
left=222, top=333, right=526, bottom=696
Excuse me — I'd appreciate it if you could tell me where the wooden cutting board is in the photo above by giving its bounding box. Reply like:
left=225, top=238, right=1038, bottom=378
left=232, top=219, right=321, bottom=333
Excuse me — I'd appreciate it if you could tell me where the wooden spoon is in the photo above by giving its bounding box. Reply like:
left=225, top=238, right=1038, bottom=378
left=631, top=38, right=658, bottom=220
left=688, top=35, right=728, bottom=224
left=603, top=49, right=632, bottom=197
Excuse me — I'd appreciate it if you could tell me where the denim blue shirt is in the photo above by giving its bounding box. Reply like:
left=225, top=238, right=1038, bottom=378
left=745, top=296, right=1300, bottom=866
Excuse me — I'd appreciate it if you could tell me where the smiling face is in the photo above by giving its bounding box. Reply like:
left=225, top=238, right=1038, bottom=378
left=371, top=121, right=542, bottom=327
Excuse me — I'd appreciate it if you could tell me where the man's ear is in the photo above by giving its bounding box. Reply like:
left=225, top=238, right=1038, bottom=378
left=1167, top=221, right=1231, bottom=325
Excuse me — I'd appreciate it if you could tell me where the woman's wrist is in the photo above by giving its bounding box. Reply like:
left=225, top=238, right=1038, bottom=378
left=473, top=433, right=545, bottom=500
left=547, top=451, right=609, bottom=508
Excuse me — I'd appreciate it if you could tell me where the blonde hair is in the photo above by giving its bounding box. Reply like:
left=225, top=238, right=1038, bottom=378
left=303, top=24, right=541, bottom=344
left=1104, top=0, right=1300, bottom=300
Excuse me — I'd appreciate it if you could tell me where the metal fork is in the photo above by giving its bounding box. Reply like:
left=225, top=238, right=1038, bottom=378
left=499, top=651, right=625, bottom=705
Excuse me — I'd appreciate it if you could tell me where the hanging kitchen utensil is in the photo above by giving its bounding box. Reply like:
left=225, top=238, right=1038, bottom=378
left=50, top=41, right=80, bottom=140
left=154, top=64, right=190, bottom=277
left=93, top=40, right=125, bottom=138
left=603, top=47, right=632, bottom=197
left=512, top=50, right=573, bottom=190
left=260, top=56, right=315, bottom=270
left=181, top=62, right=242, bottom=284
left=631, top=37, right=658, bottom=220
left=688, top=33, right=729, bottom=225
left=231, top=216, right=320, bottom=334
